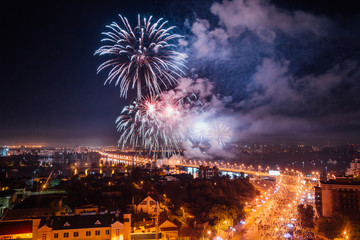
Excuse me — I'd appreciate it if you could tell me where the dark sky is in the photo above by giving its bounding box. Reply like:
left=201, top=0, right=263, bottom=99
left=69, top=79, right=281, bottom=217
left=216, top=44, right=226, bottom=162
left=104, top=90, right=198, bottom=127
left=1, top=0, right=360, bottom=146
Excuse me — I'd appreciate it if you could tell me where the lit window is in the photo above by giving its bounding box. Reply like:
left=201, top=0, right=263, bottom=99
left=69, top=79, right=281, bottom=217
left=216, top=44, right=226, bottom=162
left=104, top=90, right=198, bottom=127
left=86, top=231, right=91, bottom=236
left=64, top=232, right=69, bottom=238
left=116, top=229, right=120, bottom=237
left=74, top=232, right=79, bottom=237
left=54, top=233, right=58, bottom=238
left=106, top=230, right=110, bottom=235
left=42, top=234, right=46, bottom=240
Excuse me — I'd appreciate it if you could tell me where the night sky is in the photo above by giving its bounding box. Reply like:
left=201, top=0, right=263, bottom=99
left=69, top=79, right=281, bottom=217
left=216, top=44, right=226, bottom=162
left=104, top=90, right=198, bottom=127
left=1, top=0, right=360, bottom=146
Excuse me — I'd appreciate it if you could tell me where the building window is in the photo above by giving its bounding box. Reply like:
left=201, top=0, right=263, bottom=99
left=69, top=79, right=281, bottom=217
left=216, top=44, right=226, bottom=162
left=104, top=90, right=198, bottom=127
left=74, top=232, right=79, bottom=237
left=116, top=229, right=120, bottom=237
left=42, top=234, right=46, bottom=240
left=95, top=230, right=100, bottom=236
left=54, top=233, right=58, bottom=238
left=106, top=230, right=110, bottom=235
left=64, top=232, right=69, bottom=238
left=86, top=231, right=91, bottom=236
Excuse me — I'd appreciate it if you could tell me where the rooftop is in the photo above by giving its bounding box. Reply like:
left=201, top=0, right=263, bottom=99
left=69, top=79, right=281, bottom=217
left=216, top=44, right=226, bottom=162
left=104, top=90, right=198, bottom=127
left=39, top=213, right=126, bottom=230
left=321, top=177, right=360, bottom=185
left=0, top=221, right=32, bottom=235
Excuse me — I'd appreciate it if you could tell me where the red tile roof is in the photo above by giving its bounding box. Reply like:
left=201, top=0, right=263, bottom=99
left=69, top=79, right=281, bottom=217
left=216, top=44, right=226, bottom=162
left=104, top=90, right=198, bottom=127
left=0, top=221, right=32, bottom=235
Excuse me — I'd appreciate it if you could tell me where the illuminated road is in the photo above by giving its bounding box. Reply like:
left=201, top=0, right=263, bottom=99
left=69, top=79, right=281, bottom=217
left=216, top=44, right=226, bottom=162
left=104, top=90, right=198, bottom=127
left=237, top=199, right=275, bottom=240
left=233, top=174, right=316, bottom=240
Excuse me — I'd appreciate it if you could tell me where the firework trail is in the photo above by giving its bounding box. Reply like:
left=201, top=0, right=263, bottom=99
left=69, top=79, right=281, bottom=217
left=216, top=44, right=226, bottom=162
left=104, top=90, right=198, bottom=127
left=95, top=15, right=187, bottom=100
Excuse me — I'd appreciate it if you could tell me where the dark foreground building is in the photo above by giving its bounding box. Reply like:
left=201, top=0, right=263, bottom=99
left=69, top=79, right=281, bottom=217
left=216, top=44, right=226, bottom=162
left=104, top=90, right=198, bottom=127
left=315, top=177, right=360, bottom=218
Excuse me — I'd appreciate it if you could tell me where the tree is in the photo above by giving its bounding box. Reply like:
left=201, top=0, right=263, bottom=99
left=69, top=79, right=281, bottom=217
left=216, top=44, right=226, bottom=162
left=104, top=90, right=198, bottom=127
left=317, top=214, right=351, bottom=239
left=350, top=224, right=360, bottom=239
left=297, top=204, right=314, bottom=228
left=208, top=205, right=237, bottom=231
left=50, top=200, right=71, bottom=216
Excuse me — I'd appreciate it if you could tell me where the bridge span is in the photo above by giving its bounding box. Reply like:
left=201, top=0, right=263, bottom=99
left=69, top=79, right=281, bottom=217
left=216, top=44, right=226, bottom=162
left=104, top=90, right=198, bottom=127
left=98, top=151, right=273, bottom=177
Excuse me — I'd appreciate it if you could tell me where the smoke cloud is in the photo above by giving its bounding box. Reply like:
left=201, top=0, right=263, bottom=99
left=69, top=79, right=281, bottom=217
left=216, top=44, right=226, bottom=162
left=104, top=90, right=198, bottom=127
left=181, top=0, right=360, bottom=156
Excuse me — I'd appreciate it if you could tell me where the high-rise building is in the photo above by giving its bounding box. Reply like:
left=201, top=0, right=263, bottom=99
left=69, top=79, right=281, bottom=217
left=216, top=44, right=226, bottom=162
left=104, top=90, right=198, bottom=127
left=346, top=158, right=360, bottom=176
left=315, top=177, right=360, bottom=218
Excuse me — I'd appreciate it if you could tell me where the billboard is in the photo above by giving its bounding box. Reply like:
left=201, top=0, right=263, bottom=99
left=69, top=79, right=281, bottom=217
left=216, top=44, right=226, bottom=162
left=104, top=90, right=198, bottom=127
left=269, top=170, right=280, bottom=176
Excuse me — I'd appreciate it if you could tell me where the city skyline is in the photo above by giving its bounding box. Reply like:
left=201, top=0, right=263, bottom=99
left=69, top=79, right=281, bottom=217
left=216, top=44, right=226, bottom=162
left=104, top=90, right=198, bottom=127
left=1, top=0, right=360, bottom=146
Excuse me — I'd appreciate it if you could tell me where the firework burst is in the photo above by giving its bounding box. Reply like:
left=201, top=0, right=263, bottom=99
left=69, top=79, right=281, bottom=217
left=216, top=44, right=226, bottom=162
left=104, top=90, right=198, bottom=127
left=95, top=15, right=187, bottom=99
left=207, top=121, right=233, bottom=147
left=189, top=120, right=233, bottom=147
left=116, top=94, right=188, bottom=156
left=191, top=122, right=210, bottom=141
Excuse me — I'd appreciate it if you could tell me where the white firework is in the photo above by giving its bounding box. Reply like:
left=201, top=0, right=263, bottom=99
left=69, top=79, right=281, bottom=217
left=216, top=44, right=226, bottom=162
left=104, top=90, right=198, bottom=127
left=95, top=15, right=187, bottom=99
left=207, top=121, right=233, bottom=147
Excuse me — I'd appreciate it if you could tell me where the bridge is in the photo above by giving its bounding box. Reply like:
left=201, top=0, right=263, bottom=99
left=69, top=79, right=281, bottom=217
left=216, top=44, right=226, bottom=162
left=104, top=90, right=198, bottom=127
left=98, top=151, right=274, bottom=177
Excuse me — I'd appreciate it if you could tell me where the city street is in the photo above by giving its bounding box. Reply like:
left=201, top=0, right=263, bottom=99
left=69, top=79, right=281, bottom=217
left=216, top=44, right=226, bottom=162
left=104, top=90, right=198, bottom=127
left=233, top=173, right=318, bottom=240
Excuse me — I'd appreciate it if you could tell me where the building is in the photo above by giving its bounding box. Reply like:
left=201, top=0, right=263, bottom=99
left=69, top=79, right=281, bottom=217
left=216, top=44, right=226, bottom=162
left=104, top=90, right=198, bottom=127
left=198, top=166, right=220, bottom=179
left=1, top=194, right=64, bottom=221
left=346, top=158, right=360, bottom=176
left=0, top=147, right=9, bottom=157
left=73, top=204, right=99, bottom=215
left=136, top=196, right=157, bottom=216
left=0, top=220, right=35, bottom=239
left=314, top=185, right=322, bottom=217
left=159, top=220, right=179, bottom=240
left=37, top=213, right=131, bottom=240
left=315, top=178, right=360, bottom=218
left=132, top=219, right=179, bottom=240
left=0, top=190, right=17, bottom=209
